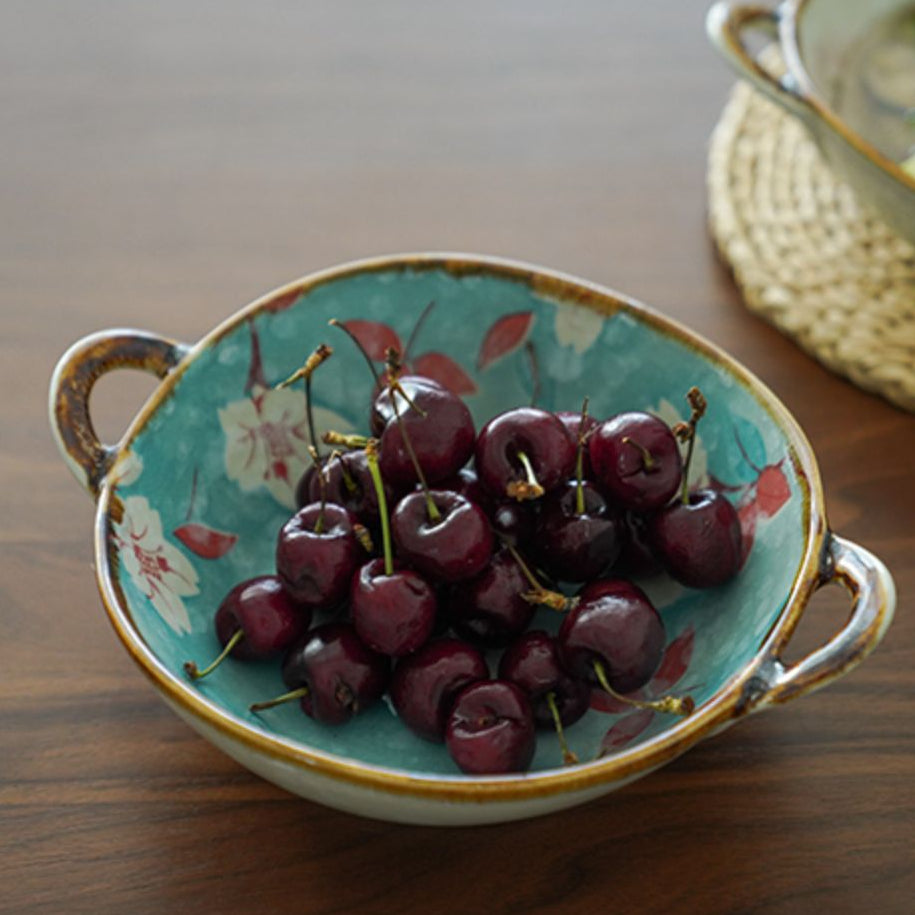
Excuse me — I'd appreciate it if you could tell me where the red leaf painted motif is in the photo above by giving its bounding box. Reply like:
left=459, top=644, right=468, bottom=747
left=600, top=709, right=654, bottom=753
left=342, top=320, right=403, bottom=362
left=173, top=523, right=238, bottom=560
left=651, top=627, right=695, bottom=693
left=755, top=464, right=790, bottom=517
left=412, top=352, right=478, bottom=396
left=477, top=312, right=534, bottom=371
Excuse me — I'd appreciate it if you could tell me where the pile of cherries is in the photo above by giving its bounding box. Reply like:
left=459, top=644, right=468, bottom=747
left=184, top=331, right=743, bottom=775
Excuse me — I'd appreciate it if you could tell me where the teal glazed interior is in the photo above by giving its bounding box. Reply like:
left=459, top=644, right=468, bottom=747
left=108, top=263, right=808, bottom=776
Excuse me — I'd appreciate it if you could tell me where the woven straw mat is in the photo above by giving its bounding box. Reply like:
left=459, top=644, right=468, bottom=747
left=708, top=72, right=915, bottom=413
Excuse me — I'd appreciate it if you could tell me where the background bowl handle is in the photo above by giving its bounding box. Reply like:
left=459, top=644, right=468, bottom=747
left=49, top=329, right=190, bottom=500
left=743, top=535, right=896, bottom=712
left=706, top=1, right=814, bottom=124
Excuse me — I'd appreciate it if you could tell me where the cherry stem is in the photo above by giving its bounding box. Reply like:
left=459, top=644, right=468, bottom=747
left=249, top=685, right=309, bottom=713
left=387, top=363, right=440, bottom=524
left=593, top=660, right=694, bottom=717
left=545, top=690, right=579, bottom=766
left=329, top=450, right=359, bottom=495
left=365, top=439, right=393, bottom=576
left=329, top=318, right=380, bottom=385
left=575, top=397, right=590, bottom=516
left=323, top=431, right=369, bottom=450
left=384, top=348, right=426, bottom=417
left=622, top=436, right=656, bottom=472
left=402, top=299, right=436, bottom=362
left=503, top=541, right=577, bottom=612
left=507, top=450, right=545, bottom=501
left=277, top=344, right=333, bottom=460
left=677, top=386, right=708, bottom=505
left=308, top=445, right=326, bottom=534
left=184, top=629, right=244, bottom=681
left=525, top=340, right=541, bottom=408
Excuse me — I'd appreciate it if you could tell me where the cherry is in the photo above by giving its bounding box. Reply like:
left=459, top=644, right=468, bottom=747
left=183, top=575, right=309, bottom=680
left=558, top=579, right=665, bottom=694
left=555, top=410, right=598, bottom=478
left=475, top=407, right=576, bottom=501
left=532, top=480, right=623, bottom=582
left=439, top=467, right=491, bottom=512
left=447, top=548, right=536, bottom=648
left=588, top=411, right=682, bottom=511
left=616, top=510, right=665, bottom=578
left=275, top=502, right=359, bottom=610
left=389, top=638, right=488, bottom=742
left=371, top=374, right=445, bottom=436
left=300, top=448, right=395, bottom=525
left=391, top=490, right=493, bottom=582
left=445, top=680, right=536, bottom=775
left=489, top=499, right=536, bottom=549
left=649, top=489, right=742, bottom=587
left=378, top=387, right=475, bottom=490
left=350, top=442, right=437, bottom=656
left=250, top=622, right=389, bottom=724
left=499, top=630, right=589, bottom=764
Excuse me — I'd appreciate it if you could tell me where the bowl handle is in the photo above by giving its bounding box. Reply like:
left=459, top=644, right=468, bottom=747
left=49, top=329, right=191, bottom=500
left=706, top=1, right=814, bottom=125
left=743, top=534, right=896, bottom=712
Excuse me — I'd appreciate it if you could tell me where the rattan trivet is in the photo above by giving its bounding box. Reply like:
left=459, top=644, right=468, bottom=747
left=708, top=71, right=915, bottom=413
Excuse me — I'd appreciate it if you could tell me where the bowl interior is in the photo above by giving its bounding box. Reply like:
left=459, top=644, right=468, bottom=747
left=107, top=262, right=808, bottom=775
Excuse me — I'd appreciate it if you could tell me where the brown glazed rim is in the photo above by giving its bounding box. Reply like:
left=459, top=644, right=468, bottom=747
left=93, top=252, right=827, bottom=803
left=780, top=0, right=915, bottom=193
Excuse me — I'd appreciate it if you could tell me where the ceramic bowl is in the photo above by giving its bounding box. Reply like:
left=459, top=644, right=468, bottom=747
left=50, top=253, right=895, bottom=826
left=707, top=0, right=915, bottom=245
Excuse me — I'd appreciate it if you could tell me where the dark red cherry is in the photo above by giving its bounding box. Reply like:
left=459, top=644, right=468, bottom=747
left=648, top=489, right=743, bottom=588
left=350, top=558, right=437, bottom=656
left=532, top=480, right=623, bottom=582
left=445, top=680, right=536, bottom=775
left=301, top=449, right=394, bottom=524
left=275, top=502, right=359, bottom=610
left=555, top=410, right=598, bottom=478
left=438, top=467, right=491, bottom=512
left=370, top=374, right=444, bottom=436
left=391, top=490, right=493, bottom=582
left=271, top=623, right=389, bottom=725
left=475, top=407, right=576, bottom=501
left=615, top=511, right=665, bottom=578
left=558, top=579, right=665, bottom=693
left=184, top=575, right=310, bottom=679
left=489, top=499, right=537, bottom=549
left=448, top=548, right=535, bottom=648
left=377, top=383, right=475, bottom=489
left=390, top=638, right=488, bottom=742
left=588, top=412, right=682, bottom=511
left=498, top=630, right=589, bottom=730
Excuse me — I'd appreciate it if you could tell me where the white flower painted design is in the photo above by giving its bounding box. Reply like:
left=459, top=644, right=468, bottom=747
left=554, top=306, right=604, bottom=354
left=113, top=496, right=200, bottom=635
left=219, top=384, right=352, bottom=508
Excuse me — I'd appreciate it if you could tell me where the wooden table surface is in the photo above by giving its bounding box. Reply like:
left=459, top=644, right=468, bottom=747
left=2, top=2, right=913, bottom=912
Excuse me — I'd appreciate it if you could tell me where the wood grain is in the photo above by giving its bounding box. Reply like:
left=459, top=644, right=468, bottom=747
left=2, top=1, right=913, bottom=912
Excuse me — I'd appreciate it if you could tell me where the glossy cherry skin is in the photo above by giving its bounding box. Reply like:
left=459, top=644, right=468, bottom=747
left=350, top=558, right=437, bottom=656
left=377, top=382, right=475, bottom=489
left=371, top=374, right=444, bottom=436
left=445, top=680, right=536, bottom=775
left=588, top=412, right=682, bottom=511
left=275, top=503, right=359, bottom=610
left=279, top=623, right=389, bottom=725
left=532, top=480, right=624, bottom=582
left=615, top=511, right=665, bottom=578
left=489, top=500, right=536, bottom=549
left=389, top=638, right=488, bottom=742
left=300, top=450, right=394, bottom=524
left=438, top=467, right=491, bottom=512
left=555, top=410, right=598, bottom=478
left=448, top=548, right=535, bottom=648
left=391, top=490, right=493, bottom=582
left=558, top=579, right=665, bottom=693
left=214, top=575, right=310, bottom=660
left=475, top=407, right=576, bottom=500
left=498, top=630, right=590, bottom=730
left=648, top=489, right=743, bottom=588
